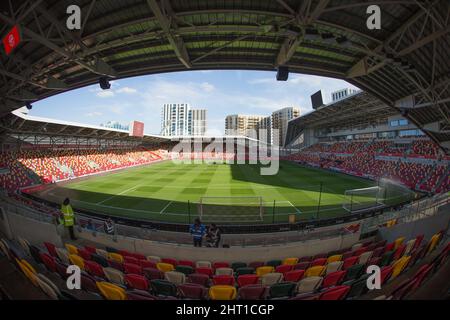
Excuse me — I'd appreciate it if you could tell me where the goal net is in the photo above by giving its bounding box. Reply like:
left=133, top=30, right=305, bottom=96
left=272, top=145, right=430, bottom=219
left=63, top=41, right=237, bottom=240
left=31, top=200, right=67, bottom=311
left=342, top=186, right=385, bottom=213
left=198, top=196, right=264, bottom=223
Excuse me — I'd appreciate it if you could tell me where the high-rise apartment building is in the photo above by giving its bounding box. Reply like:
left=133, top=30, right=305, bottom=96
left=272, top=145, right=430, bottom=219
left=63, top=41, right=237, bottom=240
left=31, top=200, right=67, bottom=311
left=331, top=88, right=358, bottom=102
left=271, top=107, right=300, bottom=146
left=191, top=109, right=207, bottom=136
left=161, top=104, right=207, bottom=136
left=225, top=114, right=266, bottom=138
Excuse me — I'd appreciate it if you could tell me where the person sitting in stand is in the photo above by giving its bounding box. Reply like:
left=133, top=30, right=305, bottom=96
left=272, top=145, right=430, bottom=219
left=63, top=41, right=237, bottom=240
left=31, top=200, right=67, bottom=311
left=103, top=217, right=115, bottom=235
left=206, top=223, right=222, bottom=248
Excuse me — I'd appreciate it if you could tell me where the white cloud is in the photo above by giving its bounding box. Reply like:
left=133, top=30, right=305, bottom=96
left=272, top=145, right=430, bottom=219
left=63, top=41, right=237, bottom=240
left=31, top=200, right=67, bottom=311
left=96, top=90, right=115, bottom=98
left=200, top=82, right=215, bottom=93
left=116, top=87, right=137, bottom=94
left=84, top=111, right=103, bottom=117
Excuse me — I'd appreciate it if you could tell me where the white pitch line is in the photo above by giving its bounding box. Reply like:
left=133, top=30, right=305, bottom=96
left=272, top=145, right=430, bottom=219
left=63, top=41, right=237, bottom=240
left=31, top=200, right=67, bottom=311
left=287, top=200, right=302, bottom=214
left=96, top=184, right=141, bottom=205
left=159, top=201, right=173, bottom=214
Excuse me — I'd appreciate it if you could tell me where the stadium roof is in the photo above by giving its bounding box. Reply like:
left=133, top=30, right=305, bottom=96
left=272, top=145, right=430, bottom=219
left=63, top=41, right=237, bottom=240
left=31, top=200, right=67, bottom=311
left=0, top=1, right=449, bottom=148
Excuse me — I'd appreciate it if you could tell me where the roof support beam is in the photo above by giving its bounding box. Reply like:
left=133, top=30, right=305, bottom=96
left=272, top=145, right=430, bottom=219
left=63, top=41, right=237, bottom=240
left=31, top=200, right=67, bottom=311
left=146, top=0, right=191, bottom=68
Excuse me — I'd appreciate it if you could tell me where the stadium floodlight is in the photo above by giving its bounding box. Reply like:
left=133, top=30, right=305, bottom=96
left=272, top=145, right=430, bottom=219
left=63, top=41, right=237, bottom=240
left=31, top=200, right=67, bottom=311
left=99, top=77, right=111, bottom=90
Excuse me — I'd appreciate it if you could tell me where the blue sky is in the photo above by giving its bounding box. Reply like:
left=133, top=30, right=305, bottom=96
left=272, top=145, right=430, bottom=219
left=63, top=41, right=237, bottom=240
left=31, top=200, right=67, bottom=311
left=30, top=70, right=358, bottom=135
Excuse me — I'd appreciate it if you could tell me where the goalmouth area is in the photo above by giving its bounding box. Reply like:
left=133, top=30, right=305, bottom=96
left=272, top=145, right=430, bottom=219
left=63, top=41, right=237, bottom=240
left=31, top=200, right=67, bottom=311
left=28, top=161, right=416, bottom=225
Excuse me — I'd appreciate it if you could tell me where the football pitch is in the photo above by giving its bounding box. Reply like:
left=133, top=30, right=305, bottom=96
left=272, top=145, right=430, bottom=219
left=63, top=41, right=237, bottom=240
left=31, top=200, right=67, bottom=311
left=34, top=161, right=414, bottom=224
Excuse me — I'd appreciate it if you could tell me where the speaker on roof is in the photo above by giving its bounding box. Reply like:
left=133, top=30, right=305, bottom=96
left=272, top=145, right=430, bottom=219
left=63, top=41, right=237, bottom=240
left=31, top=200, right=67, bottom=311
left=99, top=77, right=111, bottom=90
left=276, top=66, right=289, bottom=81
left=311, top=90, right=324, bottom=110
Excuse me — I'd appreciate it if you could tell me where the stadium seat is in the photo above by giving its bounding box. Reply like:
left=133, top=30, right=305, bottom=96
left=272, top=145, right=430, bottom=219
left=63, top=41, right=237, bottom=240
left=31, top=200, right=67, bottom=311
left=380, top=266, right=394, bottom=285
left=390, top=278, right=418, bottom=300
left=165, top=271, right=186, bottom=285
left=91, top=253, right=109, bottom=268
left=268, top=282, right=296, bottom=299
left=394, top=237, right=406, bottom=250
left=36, top=274, right=61, bottom=300
left=318, top=285, right=350, bottom=300
left=84, top=260, right=105, bottom=278
left=372, top=247, right=384, bottom=258
left=393, top=244, right=407, bottom=261
left=358, top=251, right=373, bottom=265
left=124, top=256, right=139, bottom=265
left=196, top=261, right=212, bottom=268
left=215, top=267, right=234, bottom=276
left=282, top=257, right=298, bottom=266
left=325, top=261, right=344, bottom=275
left=196, top=267, right=214, bottom=277
left=380, top=251, right=395, bottom=267
left=125, top=274, right=149, bottom=291
left=65, top=244, right=78, bottom=255
left=322, top=270, right=346, bottom=288
left=143, top=268, right=164, bottom=280
left=84, top=246, right=97, bottom=254
left=275, top=264, right=293, bottom=274
left=235, top=267, right=255, bottom=276
left=343, top=275, right=370, bottom=299
left=176, top=265, right=195, bottom=275
left=256, top=266, right=274, bottom=276
left=97, top=282, right=127, bottom=300
left=147, top=255, right=161, bottom=263
left=178, top=283, right=208, bottom=299
left=296, top=276, right=323, bottom=294
left=342, top=256, right=359, bottom=269
left=162, top=258, right=178, bottom=266
left=238, top=284, right=266, bottom=300
left=312, top=253, right=327, bottom=260
left=40, top=253, right=57, bottom=273
left=265, top=260, right=282, bottom=268
left=150, top=279, right=178, bottom=297
left=29, top=245, right=42, bottom=265
left=123, top=262, right=143, bottom=275
left=260, top=272, right=283, bottom=286
left=106, top=246, right=119, bottom=254
left=108, top=252, right=124, bottom=263
left=412, top=235, right=424, bottom=251
left=283, top=269, right=305, bottom=282
left=209, top=285, right=237, bottom=300
left=305, top=265, right=325, bottom=277
left=44, top=242, right=58, bottom=258
left=293, top=262, right=310, bottom=270
left=77, top=249, right=92, bottom=261
left=126, top=290, right=157, bottom=300
left=237, top=274, right=259, bottom=287
left=311, top=258, right=327, bottom=266
left=139, top=260, right=157, bottom=269
left=213, top=262, right=230, bottom=269
left=212, top=275, right=235, bottom=286
left=384, top=243, right=395, bottom=253
left=55, top=248, right=70, bottom=264
left=326, top=255, right=342, bottom=264
left=343, top=264, right=364, bottom=282
left=231, top=262, right=247, bottom=270
left=103, top=267, right=125, bottom=285
left=404, top=239, right=416, bottom=256
left=69, top=254, right=85, bottom=270
left=179, top=260, right=195, bottom=268
left=248, top=261, right=264, bottom=269
left=108, top=259, right=124, bottom=272
left=96, top=249, right=108, bottom=259
left=298, top=256, right=312, bottom=263
left=16, top=259, right=38, bottom=287
left=391, top=256, right=411, bottom=279
left=188, top=273, right=210, bottom=287
left=55, top=262, right=70, bottom=280
left=156, top=262, right=175, bottom=273
left=427, top=233, right=442, bottom=254
left=366, top=257, right=381, bottom=268
left=81, top=273, right=101, bottom=294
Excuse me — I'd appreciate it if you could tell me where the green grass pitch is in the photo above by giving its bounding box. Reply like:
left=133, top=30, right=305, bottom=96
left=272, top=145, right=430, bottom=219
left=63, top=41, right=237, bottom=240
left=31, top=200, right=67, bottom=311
left=35, top=161, right=413, bottom=224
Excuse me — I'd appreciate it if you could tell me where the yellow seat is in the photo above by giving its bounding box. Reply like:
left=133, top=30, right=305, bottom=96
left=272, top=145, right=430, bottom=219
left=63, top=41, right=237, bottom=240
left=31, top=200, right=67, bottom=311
left=386, top=219, right=397, bottom=227
left=305, top=265, right=325, bottom=277
left=209, top=285, right=237, bottom=300
left=256, top=266, right=274, bottom=276
left=65, top=244, right=78, bottom=255
left=326, top=254, right=342, bottom=264
left=394, top=237, right=405, bottom=250
left=108, top=252, right=124, bottom=263
left=69, top=254, right=85, bottom=270
left=427, top=233, right=441, bottom=254
left=156, top=262, right=175, bottom=273
left=282, top=257, right=299, bottom=266
left=16, top=259, right=38, bottom=286
left=391, top=256, right=411, bottom=279
left=96, top=281, right=127, bottom=300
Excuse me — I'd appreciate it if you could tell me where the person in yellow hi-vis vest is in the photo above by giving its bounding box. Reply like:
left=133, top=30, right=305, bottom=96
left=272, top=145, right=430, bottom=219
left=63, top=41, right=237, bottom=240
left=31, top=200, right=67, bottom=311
left=61, top=198, right=77, bottom=240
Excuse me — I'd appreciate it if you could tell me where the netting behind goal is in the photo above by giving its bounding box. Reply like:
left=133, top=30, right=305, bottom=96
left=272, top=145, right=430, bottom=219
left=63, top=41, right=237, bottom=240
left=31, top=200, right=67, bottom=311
left=342, top=186, right=385, bottom=212
left=198, top=196, right=264, bottom=223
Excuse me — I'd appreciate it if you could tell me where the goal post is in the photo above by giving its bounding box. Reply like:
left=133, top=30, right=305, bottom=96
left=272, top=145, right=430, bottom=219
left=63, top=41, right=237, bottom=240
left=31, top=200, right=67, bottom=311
left=198, top=196, right=264, bottom=223
left=342, top=186, right=385, bottom=213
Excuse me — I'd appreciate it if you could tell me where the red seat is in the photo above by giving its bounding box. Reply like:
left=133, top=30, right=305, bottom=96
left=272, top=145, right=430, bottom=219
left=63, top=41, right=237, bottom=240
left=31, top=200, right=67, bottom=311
left=412, top=235, right=424, bottom=251
left=119, top=250, right=133, bottom=257
left=275, top=264, right=293, bottom=274
left=322, top=270, right=346, bottom=288
left=84, top=246, right=97, bottom=254
left=196, top=267, right=213, bottom=277
left=81, top=273, right=100, bottom=294
left=178, top=260, right=195, bottom=268
left=341, top=251, right=353, bottom=260
left=311, top=258, right=327, bottom=266
left=127, top=290, right=157, bottom=300
left=162, top=258, right=177, bottom=266
left=384, top=242, right=395, bottom=253
left=213, top=262, right=230, bottom=269
left=366, top=257, right=381, bottom=267
left=40, top=253, right=57, bottom=272
left=393, top=244, right=406, bottom=261
left=178, top=283, right=207, bottom=299
left=298, top=256, right=312, bottom=263
left=125, top=274, right=149, bottom=291
left=108, top=259, right=123, bottom=271
left=353, top=247, right=367, bottom=257
left=380, top=266, right=393, bottom=285
left=124, top=262, right=143, bottom=275
left=293, top=262, right=310, bottom=270
left=283, top=270, right=304, bottom=282
left=411, top=264, right=433, bottom=290
left=238, top=284, right=266, bottom=300
left=212, top=275, right=235, bottom=286
left=143, top=268, right=164, bottom=280
left=188, top=273, right=210, bottom=286
left=84, top=260, right=105, bottom=278
left=342, top=256, right=359, bottom=270
left=319, top=285, right=350, bottom=300
left=372, top=247, right=384, bottom=258
left=312, top=253, right=327, bottom=260
left=131, top=253, right=146, bottom=261
left=139, top=260, right=157, bottom=269
left=124, top=256, right=139, bottom=265
left=78, top=249, right=92, bottom=261
left=237, top=274, right=259, bottom=287
left=44, top=242, right=58, bottom=258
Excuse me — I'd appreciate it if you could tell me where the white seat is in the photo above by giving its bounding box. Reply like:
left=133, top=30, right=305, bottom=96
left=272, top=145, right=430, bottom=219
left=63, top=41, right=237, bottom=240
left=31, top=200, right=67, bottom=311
left=296, top=276, right=323, bottom=294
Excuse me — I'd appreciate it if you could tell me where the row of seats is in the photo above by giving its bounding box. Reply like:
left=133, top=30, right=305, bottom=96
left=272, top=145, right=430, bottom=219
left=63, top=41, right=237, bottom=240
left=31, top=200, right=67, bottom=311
left=2, top=228, right=445, bottom=300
